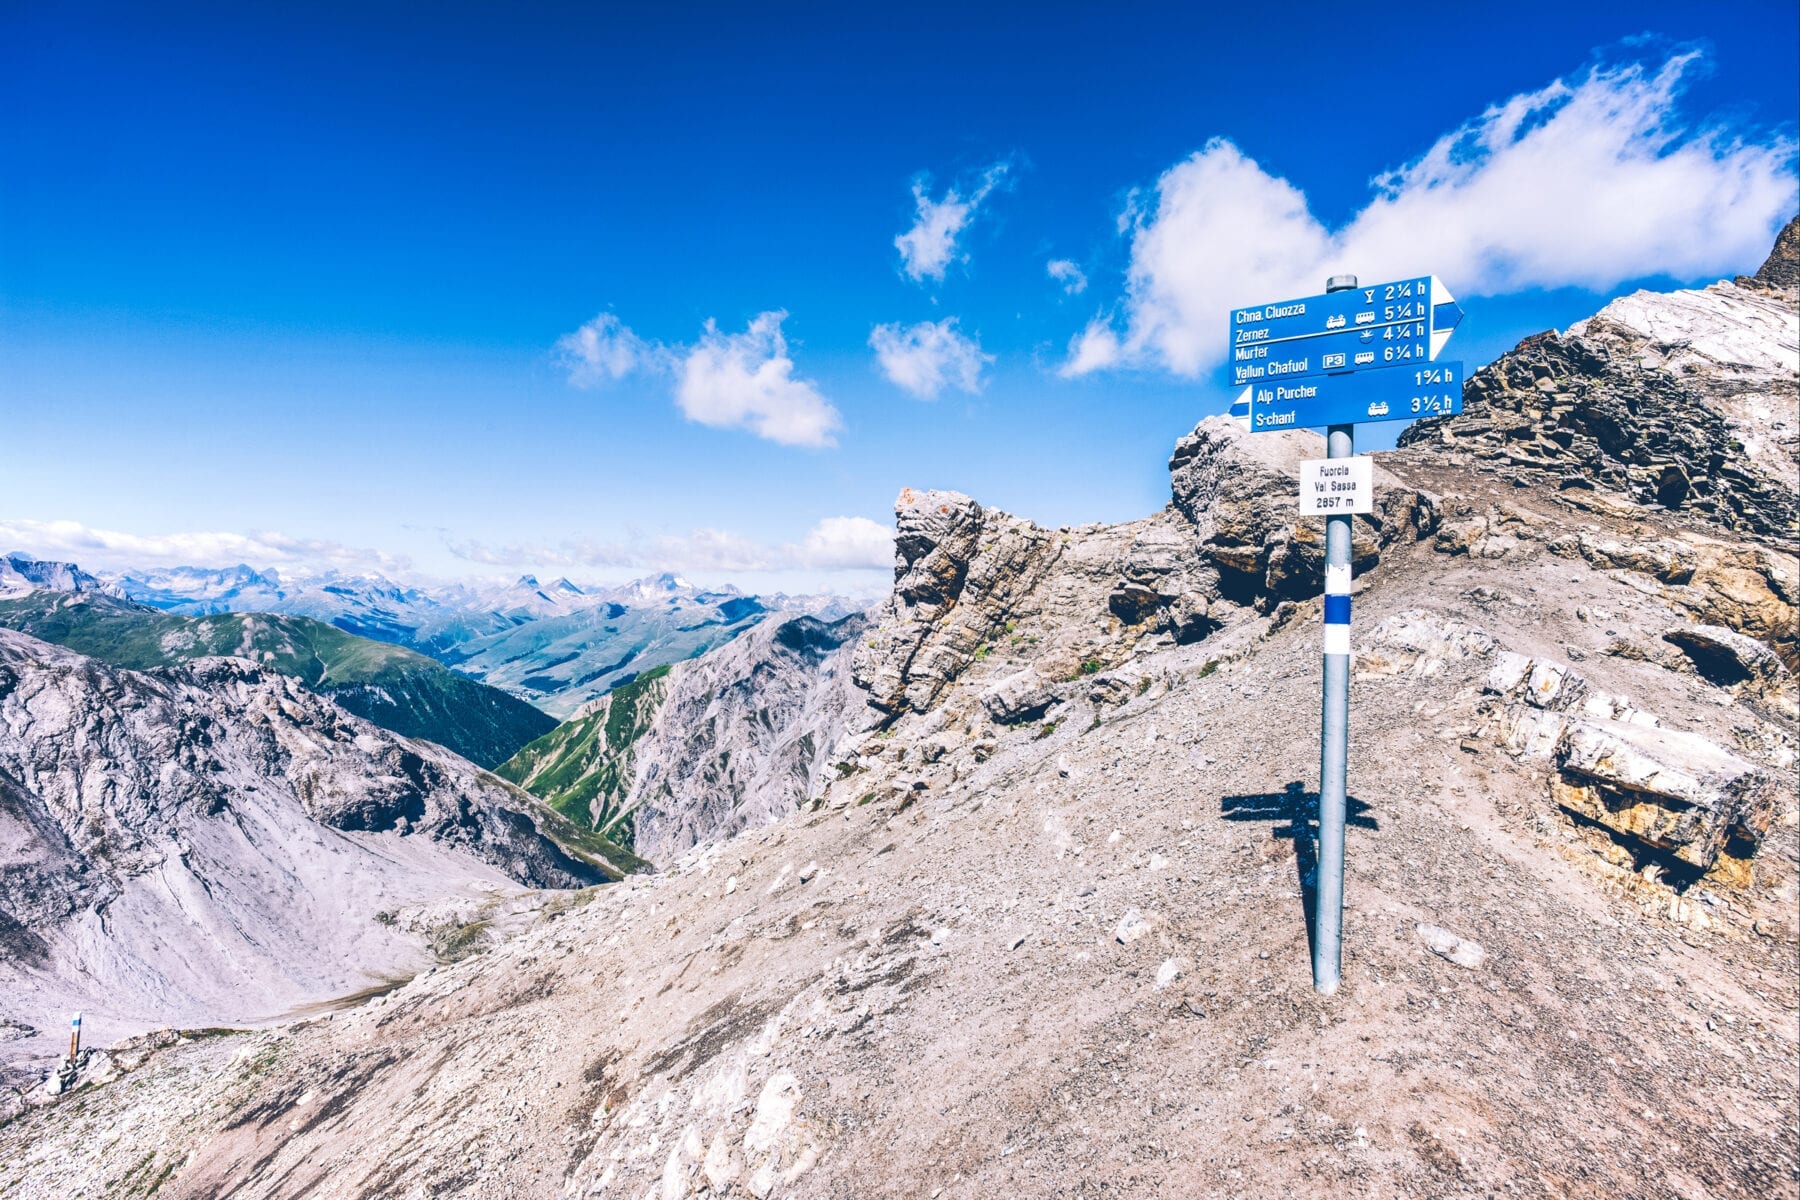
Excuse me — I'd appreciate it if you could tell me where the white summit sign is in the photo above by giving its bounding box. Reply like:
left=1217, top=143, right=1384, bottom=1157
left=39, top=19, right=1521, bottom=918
left=1298, top=455, right=1373, bottom=515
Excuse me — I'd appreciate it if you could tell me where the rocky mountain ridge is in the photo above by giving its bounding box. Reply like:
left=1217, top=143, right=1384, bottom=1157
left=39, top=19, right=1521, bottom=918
left=497, top=611, right=872, bottom=861
left=0, top=629, right=621, bottom=1079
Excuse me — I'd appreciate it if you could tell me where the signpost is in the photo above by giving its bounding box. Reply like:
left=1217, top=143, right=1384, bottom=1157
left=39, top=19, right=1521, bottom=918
left=1229, top=272, right=1464, bottom=996
left=1240, top=362, right=1464, bottom=432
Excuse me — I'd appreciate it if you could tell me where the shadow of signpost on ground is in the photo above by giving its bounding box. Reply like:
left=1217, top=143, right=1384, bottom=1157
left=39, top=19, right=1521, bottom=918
left=1221, top=782, right=1378, bottom=961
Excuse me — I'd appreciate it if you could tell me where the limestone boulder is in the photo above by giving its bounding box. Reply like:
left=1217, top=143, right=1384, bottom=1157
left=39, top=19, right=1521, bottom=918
left=980, top=669, right=1058, bottom=725
left=1553, top=718, right=1777, bottom=883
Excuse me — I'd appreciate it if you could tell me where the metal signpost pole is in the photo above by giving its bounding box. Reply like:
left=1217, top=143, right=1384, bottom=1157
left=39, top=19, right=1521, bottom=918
left=1313, top=275, right=1357, bottom=996
left=1227, top=270, right=1463, bottom=996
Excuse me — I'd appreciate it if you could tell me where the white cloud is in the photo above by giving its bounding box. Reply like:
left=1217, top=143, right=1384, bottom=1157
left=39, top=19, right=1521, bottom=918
left=869, top=318, right=992, bottom=399
left=448, top=516, right=893, bottom=575
left=675, top=312, right=842, bottom=447
left=1046, top=259, right=1087, bottom=294
left=0, top=518, right=409, bottom=574
left=797, top=517, right=895, bottom=570
left=1059, top=319, right=1123, bottom=378
left=1067, top=51, right=1797, bottom=377
left=554, top=311, right=839, bottom=447
left=895, top=161, right=1012, bottom=283
left=4, top=514, right=894, bottom=589
left=556, top=313, right=667, bottom=386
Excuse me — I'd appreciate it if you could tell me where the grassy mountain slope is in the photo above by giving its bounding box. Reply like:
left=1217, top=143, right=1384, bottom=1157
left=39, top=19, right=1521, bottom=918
left=0, top=591, right=555, bottom=768
left=494, top=613, right=874, bottom=860
left=493, top=664, right=671, bottom=841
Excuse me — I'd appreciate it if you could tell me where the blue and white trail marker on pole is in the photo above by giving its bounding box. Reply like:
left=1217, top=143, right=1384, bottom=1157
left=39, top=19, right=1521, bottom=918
left=1229, top=271, right=1464, bottom=996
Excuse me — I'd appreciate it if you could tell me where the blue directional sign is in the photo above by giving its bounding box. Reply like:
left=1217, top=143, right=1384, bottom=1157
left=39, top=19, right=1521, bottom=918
left=1228, top=276, right=1463, bottom=387
left=1230, top=321, right=1432, bottom=386
left=1244, top=361, right=1464, bottom=430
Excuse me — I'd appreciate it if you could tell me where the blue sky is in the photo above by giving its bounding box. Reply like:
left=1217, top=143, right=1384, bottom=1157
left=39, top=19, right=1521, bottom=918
left=3, top=2, right=1796, bottom=592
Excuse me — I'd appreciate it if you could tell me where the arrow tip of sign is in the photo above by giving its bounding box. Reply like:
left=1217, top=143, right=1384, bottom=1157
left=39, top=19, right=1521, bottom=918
left=1430, top=276, right=1462, bottom=327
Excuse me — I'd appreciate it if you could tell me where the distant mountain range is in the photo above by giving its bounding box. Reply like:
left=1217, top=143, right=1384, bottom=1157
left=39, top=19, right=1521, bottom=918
left=0, top=580, right=555, bottom=768
left=104, top=562, right=863, bottom=718
left=435, top=579, right=770, bottom=719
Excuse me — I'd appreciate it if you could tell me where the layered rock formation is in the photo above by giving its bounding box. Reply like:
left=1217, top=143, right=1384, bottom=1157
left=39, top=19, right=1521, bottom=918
left=1479, top=648, right=1780, bottom=886
left=1400, top=215, right=1800, bottom=544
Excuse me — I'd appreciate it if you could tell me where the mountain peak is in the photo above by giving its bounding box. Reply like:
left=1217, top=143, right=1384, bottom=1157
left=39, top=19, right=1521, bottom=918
left=1739, top=212, right=1799, bottom=294
left=1, top=552, right=108, bottom=596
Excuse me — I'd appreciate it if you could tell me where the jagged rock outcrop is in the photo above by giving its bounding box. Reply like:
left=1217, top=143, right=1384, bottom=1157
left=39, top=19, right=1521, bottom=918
left=0, top=629, right=611, bottom=1057
left=1737, top=212, right=1799, bottom=293
left=498, top=613, right=874, bottom=862
left=1170, top=417, right=1437, bottom=603
left=851, top=488, right=1233, bottom=723
left=854, top=489, right=1066, bottom=717
left=852, top=422, right=1445, bottom=726
left=1401, top=217, right=1799, bottom=543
